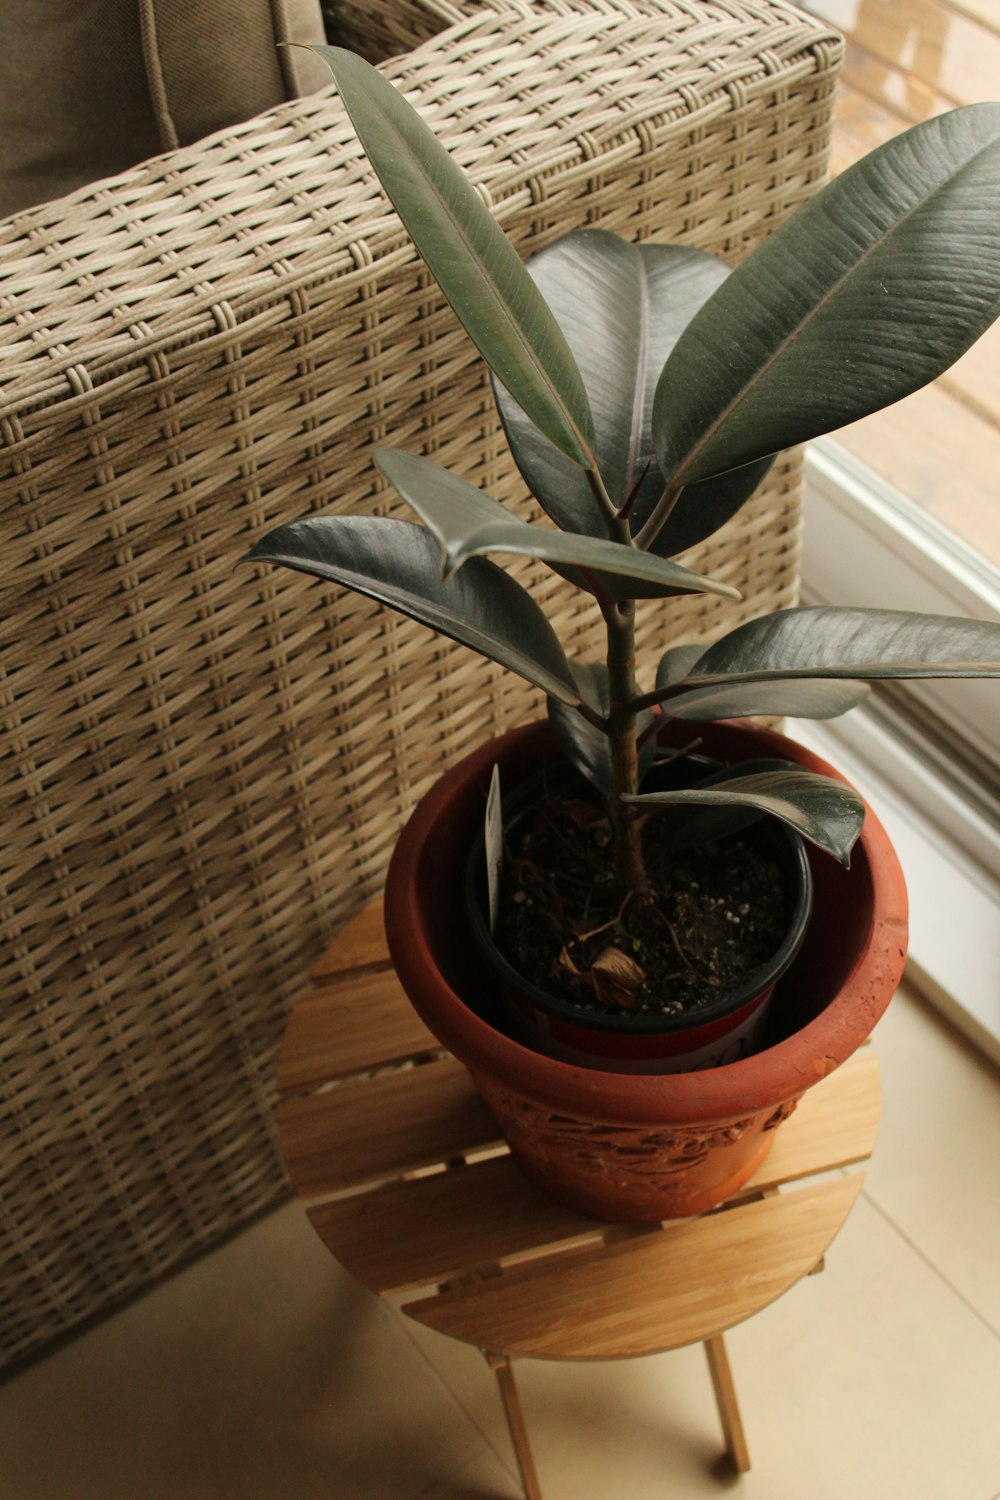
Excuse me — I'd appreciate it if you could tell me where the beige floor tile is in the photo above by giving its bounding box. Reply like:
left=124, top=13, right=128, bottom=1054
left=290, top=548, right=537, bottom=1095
left=422, top=1447, right=523, bottom=1498
left=400, top=1190, right=1000, bottom=1499
left=4, top=986, right=999, bottom=1500
left=397, top=1312, right=731, bottom=1494
left=862, top=986, right=1000, bottom=1332
left=0, top=1204, right=490, bottom=1500
left=726, top=1193, right=1000, bottom=1500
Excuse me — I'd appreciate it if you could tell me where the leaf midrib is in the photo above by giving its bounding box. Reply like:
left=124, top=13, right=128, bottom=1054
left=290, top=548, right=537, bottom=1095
left=349, top=57, right=594, bottom=465
left=666, top=126, right=999, bottom=487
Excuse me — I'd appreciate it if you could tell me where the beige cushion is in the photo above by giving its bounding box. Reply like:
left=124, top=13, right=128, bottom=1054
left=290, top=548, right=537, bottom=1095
left=0, top=0, right=328, bottom=217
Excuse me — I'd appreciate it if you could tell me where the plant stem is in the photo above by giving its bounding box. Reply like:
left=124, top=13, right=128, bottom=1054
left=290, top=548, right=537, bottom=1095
left=604, top=593, right=649, bottom=898
left=588, top=479, right=649, bottom=897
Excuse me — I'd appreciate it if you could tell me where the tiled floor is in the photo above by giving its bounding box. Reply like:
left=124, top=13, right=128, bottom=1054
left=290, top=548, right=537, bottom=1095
left=2, top=984, right=998, bottom=1500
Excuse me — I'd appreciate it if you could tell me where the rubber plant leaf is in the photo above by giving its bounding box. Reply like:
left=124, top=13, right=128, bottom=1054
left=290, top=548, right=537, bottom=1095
left=625, top=766, right=866, bottom=866
left=312, top=45, right=595, bottom=469
left=659, top=677, right=872, bottom=723
left=656, top=643, right=705, bottom=685
left=650, top=642, right=873, bottom=719
left=546, top=664, right=658, bottom=801
left=246, top=516, right=582, bottom=705
left=647, top=103, right=1000, bottom=530
left=641, top=608, right=1000, bottom=709
left=374, top=449, right=740, bottom=601
left=491, top=229, right=771, bottom=548
left=620, top=757, right=797, bottom=850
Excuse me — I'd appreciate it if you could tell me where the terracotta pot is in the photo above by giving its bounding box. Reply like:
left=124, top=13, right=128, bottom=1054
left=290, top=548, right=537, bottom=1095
left=384, top=719, right=908, bottom=1222
left=463, top=753, right=813, bottom=1073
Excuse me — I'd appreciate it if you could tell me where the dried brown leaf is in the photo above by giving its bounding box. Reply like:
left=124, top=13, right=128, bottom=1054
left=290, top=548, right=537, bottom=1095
left=591, top=946, right=645, bottom=988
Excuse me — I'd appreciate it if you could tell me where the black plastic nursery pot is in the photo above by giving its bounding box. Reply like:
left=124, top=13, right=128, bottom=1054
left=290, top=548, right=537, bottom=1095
left=464, top=753, right=813, bottom=1074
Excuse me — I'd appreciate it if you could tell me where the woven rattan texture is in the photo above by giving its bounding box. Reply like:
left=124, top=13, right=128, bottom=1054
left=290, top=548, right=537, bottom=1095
left=0, top=0, right=842, bottom=1370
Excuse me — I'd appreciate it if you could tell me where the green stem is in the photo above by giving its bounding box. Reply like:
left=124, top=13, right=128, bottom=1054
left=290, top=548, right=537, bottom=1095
left=604, top=592, right=649, bottom=898
left=584, top=466, right=648, bottom=895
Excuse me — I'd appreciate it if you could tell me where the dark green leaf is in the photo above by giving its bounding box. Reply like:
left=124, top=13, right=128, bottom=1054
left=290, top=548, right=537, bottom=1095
left=375, top=449, right=739, bottom=601
left=650, top=644, right=874, bottom=721
left=492, top=231, right=735, bottom=538
left=658, top=678, right=872, bottom=722
left=623, top=757, right=788, bottom=850
left=488, top=229, right=770, bottom=551
left=652, top=104, right=1000, bottom=490
left=246, top=515, right=581, bottom=704
left=312, top=45, right=595, bottom=466
left=625, top=766, right=866, bottom=866
left=640, top=456, right=775, bottom=557
left=656, top=643, right=705, bottom=686
left=653, top=608, right=1000, bottom=701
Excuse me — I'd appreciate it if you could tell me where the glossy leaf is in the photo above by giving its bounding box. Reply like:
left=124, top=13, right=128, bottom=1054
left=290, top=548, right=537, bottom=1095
left=648, top=643, right=873, bottom=721
left=625, top=766, right=866, bottom=866
left=658, top=677, right=872, bottom=722
left=624, top=757, right=791, bottom=851
left=546, top=664, right=658, bottom=800
left=651, top=104, right=1000, bottom=500
left=645, top=456, right=775, bottom=557
left=492, top=229, right=770, bottom=549
left=374, top=449, right=740, bottom=601
left=648, top=608, right=1000, bottom=704
left=656, top=643, right=704, bottom=686
left=246, top=515, right=581, bottom=704
left=312, top=45, right=595, bottom=466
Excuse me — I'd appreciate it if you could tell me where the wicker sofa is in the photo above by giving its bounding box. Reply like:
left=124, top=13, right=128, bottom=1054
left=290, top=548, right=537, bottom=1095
left=0, top=0, right=842, bottom=1371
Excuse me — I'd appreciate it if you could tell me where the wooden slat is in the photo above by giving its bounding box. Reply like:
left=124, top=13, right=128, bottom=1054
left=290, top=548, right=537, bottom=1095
left=836, top=42, right=951, bottom=126
left=802, top=0, right=1000, bottom=104
left=276, top=1057, right=502, bottom=1200
left=276, top=967, right=441, bottom=1094
left=822, top=379, right=1000, bottom=567
left=404, top=1177, right=865, bottom=1360
left=309, top=1154, right=605, bottom=1296
left=842, top=41, right=952, bottom=122
left=307, top=1050, right=880, bottom=1295
left=740, top=1051, right=880, bottom=1193
left=310, top=899, right=389, bottom=981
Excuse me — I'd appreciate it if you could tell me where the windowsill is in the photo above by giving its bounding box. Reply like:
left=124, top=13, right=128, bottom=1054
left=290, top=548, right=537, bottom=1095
left=786, top=708, right=1000, bottom=1070
left=797, top=442, right=1000, bottom=1068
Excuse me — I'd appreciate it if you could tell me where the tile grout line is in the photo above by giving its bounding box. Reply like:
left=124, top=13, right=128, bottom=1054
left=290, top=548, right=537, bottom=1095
left=860, top=1187, right=1000, bottom=1343
left=416, top=1444, right=511, bottom=1498
left=391, top=1309, right=522, bottom=1489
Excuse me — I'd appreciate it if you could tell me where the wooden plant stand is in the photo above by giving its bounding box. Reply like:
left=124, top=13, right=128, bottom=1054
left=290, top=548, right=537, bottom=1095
left=275, top=900, right=880, bottom=1500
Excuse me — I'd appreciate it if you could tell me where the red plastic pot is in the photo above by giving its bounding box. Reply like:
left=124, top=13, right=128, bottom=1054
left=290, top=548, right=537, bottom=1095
left=384, top=718, right=908, bottom=1222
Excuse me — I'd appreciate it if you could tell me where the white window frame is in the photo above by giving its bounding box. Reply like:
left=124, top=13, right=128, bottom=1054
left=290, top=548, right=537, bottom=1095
left=793, top=440, right=1000, bottom=1066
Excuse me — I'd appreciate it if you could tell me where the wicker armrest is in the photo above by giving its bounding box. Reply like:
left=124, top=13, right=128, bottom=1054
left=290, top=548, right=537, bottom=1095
left=0, top=0, right=842, bottom=1372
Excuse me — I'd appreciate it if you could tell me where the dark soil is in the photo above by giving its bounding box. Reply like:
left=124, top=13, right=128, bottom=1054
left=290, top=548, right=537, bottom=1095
left=494, top=795, right=791, bottom=1018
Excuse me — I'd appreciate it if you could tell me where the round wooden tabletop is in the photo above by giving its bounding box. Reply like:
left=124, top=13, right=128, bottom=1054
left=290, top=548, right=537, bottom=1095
left=275, top=899, right=881, bottom=1363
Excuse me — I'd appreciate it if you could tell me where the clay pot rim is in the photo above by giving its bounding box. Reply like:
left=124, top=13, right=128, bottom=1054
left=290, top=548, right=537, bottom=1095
left=386, top=719, right=908, bottom=1126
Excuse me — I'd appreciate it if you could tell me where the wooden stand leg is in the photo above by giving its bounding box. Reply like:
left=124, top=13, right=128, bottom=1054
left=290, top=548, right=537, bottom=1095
left=486, top=1353, right=544, bottom=1500
left=704, top=1334, right=751, bottom=1474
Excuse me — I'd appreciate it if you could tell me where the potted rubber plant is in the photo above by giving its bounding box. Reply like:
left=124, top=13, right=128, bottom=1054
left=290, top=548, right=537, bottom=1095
left=246, top=47, right=1000, bottom=1218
